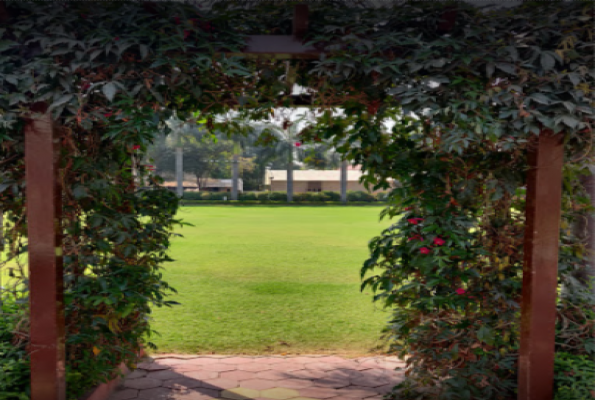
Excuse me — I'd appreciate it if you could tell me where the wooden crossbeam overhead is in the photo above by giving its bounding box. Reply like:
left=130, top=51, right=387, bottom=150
left=229, top=5, right=320, bottom=59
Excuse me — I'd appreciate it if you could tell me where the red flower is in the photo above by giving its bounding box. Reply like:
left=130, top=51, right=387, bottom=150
left=174, top=16, right=181, bottom=25
left=132, top=145, right=141, bottom=151
left=456, top=288, right=466, bottom=295
left=433, top=237, right=446, bottom=246
left=184, top=30, right=190, bottom=39
left=408, top=234, right=423, bottom=242
left=104, top=112, right=113, bottom=118
left=404, top=207, right=412, bottom=211
left=81, top=82, right=90, bottom=90
left=419, top=247, right=430, bottom=255
left=295, top=142, right=301, bottom=147
left=114, top=37, right=120, bottom=41
left=407, top=218, right=424, bottom=225
left=80, top=14, right=87, bottom=19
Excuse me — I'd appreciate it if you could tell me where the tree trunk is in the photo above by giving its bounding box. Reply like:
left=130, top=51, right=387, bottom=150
left=341, top=160, right=348, bottom=204
left=232, top=144, right=239, bottom=200
left=175, top=146, right=183, bottom=198
left=287, top=149, right=293, bottom=202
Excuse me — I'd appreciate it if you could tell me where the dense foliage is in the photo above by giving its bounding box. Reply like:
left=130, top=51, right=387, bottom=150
left=1, top=1, right=594, bottom=399
left=0, top=296, right=29, bottom=400
left=553, top=352, right=595, bottom=400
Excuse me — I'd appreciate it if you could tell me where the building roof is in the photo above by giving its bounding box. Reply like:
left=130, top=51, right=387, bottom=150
left=267, top=169, right=364, bottom=183
left=203, top=179, right=243, bottom=188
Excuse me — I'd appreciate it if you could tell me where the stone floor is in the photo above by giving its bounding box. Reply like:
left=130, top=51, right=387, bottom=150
left=109, top=355, right=406, bottom=400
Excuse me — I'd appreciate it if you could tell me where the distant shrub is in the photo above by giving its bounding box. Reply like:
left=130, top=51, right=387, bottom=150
left=323, top=191, right=341, bottom=201
left=257, top=192, right=270, bottom=201
left=239, top=192, right=258, bottom=201
left=208, top=192, right=227, bottom=200
left=183, top=191, right=204, bottom=200
left=269, top=191, right=287, bottom=201
left=347, top=191, right=376, bottom=202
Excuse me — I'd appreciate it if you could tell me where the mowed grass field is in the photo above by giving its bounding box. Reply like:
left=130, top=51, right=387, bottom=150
left=150, top=205, right=393, bottom=356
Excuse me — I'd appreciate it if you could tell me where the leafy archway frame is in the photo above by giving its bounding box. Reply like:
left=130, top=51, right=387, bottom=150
left=0, top=1, right=593, bottom=399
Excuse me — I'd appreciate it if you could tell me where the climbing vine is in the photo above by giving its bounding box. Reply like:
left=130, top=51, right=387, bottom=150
left=0, top=1, right=594, bottom=399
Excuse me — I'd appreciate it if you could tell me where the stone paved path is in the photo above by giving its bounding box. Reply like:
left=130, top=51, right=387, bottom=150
left=109, top=355, right=406, bottom=400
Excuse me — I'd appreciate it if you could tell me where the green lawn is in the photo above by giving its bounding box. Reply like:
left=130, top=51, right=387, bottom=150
left=150, top=205, right=393, bottom=356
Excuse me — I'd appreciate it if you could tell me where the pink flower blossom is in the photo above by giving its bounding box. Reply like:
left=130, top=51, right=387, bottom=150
left=456, top=288, right=466, bottom=295
left=419, top=247, right=430, bottom=255
left=295, top=142, right=301, bottom=147
left=433, top=237, right=445, bottom=246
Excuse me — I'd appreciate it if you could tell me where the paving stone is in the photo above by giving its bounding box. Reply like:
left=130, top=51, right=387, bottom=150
left=349, top=376, right=390, bottom=388
left=110, top=388, right=139, bottom=400
left=239, top=379, right=278, bottom=391
left=137, top=387, right=175, bottom=399
left=298, top=387, right=338, bottom=399
left=155, top=359, right=187, bottom=366
left=163, top=378, right=203, bottom=390
left=330, top=361, right=369, bottom=371
left=184, top=371, right=220, bottom=381
left=127, top=370, right=148, bottom=379
left=185, top=358, right=224, bottom=366
left=201, top=378, right=240, bottom=390
left=124, top=378, right=162, bottom=390
left=148, top=370, right=184, bottom=381
left=326, top=398, right=356, bottom=400
left=262, top=358, right=286, bottom=364
left=311, top=377, right=350, bottom=389
left=260, top=388, right=300, bottom=399
left=316, top=357, right=346, bottom=364
left=219, top=370, right=257, bottom=381
left=169, top=388, right=222, bottom=399
left=287, top=370, right=320, bottom=380
left=221, top=387, right=260, bottom=399
left=276, top=379, right=313, bottom=389
left=202, top=364, right=237, bottom=372
left=219, top=357, right=254, bottom=365
left=137, top=362, right=171, bottom=371
left=335, top=386, right=379, bottom=398
left=256, top=370, right=291, bottom=381
left=269, top=363, right=304, bottom=372
left=236, top=363, right=271, bottom=372
left=172, top=364, right=206, bottom=373
left=303, top=362, right=337, bottom=371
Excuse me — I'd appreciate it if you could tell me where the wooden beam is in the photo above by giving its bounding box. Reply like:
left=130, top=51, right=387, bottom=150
left=25, top=104, right=66, bottom=400
left=228, top=35, right=320, bottom=59
left=0, top=0, right=9, bottom=22
left=518, top=130, right=564, bottom=400
left=293, top=4, right=309, bottom=40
